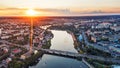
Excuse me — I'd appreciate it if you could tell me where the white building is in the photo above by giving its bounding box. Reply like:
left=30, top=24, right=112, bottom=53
left=110, top=26, right=120, bottom=31
left=96, top=22, right=112, bottom=28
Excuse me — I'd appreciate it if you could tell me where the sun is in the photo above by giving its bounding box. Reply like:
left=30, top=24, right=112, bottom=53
left=26, top=9, right=37, bottom=16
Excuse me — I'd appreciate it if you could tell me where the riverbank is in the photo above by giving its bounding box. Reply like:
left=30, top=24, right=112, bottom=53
left=42, top=40, right=52, bottom=49
left=25, top=38, right=53, bottom=67
left=29, top=30, right=88, bottom=68
left=67, top=30, right=84, bottom=54
left=8, top=51, right=43, bottom=68
left=26, top=31, right=53, bottom=68
left=24, top=51, right=43, bottom=68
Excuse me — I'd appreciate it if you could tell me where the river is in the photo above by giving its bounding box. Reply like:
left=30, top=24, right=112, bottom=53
left=29, top=30, right=88, bottom=68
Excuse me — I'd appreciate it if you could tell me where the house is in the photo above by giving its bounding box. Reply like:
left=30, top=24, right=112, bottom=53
left=12, top=48, right=21, bottom=54
left=110, top=26, right=120, bottom=31
left=20, top=52, right=32, bottom=60
left=109, top=44, right=120, bottom=57
left=6, top=58, right=12, bottom=63
left=3, top=47, right=8, bottom=53
left=96, top=22, right=112, bottom=28
left=17, top=36, right=24, bottom=41
left=78, top=34, right=83, bottom=42
left=91, top=36, right=97, bottom=42
left=1, top=35, right=11, bottom=39
left=64, top=23, right=73, bottom=26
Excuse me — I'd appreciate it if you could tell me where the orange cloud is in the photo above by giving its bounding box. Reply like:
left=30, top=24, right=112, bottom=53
left=0, top=7, right=120, bottom=16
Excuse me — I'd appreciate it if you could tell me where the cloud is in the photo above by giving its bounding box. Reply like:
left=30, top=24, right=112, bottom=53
left=0, top=8, right=120, bottom=16
left=78, top=10, right=105, bottom=14
left=0, top=8, right=27, bottom=10
left=35, top=8, right=71, bottom=13
left=0, top=8, right=71, bottom=14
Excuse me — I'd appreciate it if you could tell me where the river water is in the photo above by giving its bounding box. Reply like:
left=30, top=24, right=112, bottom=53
left=30, top=30, right=88, bottom=68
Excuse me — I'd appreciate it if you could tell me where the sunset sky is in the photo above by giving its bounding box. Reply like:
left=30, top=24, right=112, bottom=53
left=0, top=0, right=120, bottom=16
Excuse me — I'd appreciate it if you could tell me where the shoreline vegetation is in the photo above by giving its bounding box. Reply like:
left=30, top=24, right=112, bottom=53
left=8, top=51, right=43, bottom=68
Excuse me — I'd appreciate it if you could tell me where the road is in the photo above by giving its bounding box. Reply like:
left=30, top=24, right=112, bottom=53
left=0, top=40, right=27, bottom=49
left=38, top=48, right=120, bottom=64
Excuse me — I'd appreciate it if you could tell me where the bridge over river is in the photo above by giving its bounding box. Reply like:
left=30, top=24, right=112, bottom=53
left=37, top=48, right=120, bottom=64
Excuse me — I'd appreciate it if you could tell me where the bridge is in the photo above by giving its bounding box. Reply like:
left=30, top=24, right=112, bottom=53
left=38, top=48, right=120, bottom=64
left=1, top=38, right=120, bottom=64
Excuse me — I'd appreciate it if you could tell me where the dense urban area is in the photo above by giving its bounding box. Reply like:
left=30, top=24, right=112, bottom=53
left=0, top=15, right=120, bottom=68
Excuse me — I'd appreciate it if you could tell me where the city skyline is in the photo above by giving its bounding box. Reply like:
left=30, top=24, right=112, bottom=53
left=0, top=0, right=120, bottom=16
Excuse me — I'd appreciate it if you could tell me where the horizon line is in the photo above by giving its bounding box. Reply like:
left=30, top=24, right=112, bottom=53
left=0, top=14, right=120, bottom=17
